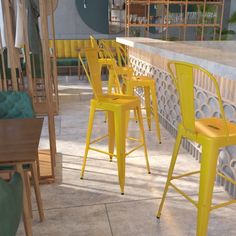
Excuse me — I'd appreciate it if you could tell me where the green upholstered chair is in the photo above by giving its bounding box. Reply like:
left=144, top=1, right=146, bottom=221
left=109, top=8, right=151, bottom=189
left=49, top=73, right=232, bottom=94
left=0, top=172, right=23, bottom=236
left=0, top=91, right=34, bottom=172
left=0, top=91, right=35, bottom=119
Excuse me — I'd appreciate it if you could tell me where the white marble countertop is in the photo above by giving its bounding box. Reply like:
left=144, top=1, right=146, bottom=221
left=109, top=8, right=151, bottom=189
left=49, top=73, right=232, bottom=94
left=116, top=37, right=236, bottom=80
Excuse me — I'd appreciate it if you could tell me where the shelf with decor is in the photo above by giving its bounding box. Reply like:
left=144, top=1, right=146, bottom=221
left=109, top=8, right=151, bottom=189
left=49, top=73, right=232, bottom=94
left=125, top=0, right=224, bottom=40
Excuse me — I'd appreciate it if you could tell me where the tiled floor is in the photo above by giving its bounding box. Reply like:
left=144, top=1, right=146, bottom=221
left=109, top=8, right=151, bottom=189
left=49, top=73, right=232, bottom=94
left=17, top=76, right=236, bottom=236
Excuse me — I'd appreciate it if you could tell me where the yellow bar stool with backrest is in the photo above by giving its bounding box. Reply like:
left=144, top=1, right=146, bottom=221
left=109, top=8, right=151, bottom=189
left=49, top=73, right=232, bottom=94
left=100, top=40, right=161, bottom=144
left=90, top=35, right=97, bottom=48
left=79, top=48, right=151, bottom=194
left=156, top=61, right=236, bottom=236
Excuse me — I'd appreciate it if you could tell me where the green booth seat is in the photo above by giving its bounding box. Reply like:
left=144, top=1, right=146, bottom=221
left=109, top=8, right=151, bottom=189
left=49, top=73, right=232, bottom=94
left=56, top=58, right=79, bottom=67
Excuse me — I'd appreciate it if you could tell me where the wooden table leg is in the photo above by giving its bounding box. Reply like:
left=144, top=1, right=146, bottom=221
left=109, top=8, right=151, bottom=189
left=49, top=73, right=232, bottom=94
left=23, top=171, right=33, bottom=219
left=16, top=163, right=33, bottom=236
left=31, top=162, right=45, bottom=222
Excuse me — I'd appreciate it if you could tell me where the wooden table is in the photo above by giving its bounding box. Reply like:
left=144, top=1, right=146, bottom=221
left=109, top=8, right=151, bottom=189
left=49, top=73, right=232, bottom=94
left=0, top=118, right=44, bottom=236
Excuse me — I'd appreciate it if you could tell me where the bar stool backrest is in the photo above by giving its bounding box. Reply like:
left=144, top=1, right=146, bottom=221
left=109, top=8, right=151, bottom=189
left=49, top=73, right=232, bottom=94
left=85, top=48, right=103, bottom=99
left=113, top=42, right=129, bottom=67
left=90, top=36, right=109, bottom=59
left=79, top=48, right=120, bottom=99
left=167, top=60, right=229, bottom=136
left=90, top=35, right=98, bottom=49
left=98, top=39, right=115, bottom=59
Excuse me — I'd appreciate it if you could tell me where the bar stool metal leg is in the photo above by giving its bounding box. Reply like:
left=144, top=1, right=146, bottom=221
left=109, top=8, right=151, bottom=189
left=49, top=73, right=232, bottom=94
left=114, top=109, right=126, bottom=194
left=144, top=87, right=151, bottom=131
left=108, top=111, right=115, bottom=162
left=197, top=143, right=219, bottom=236
left=157, top=131, right=183, bottom=218
left=136, top=105, right=151, bottom=174
left=80, top=103, right=96, bottom=179
left=150, top=83, right=161, bottom=143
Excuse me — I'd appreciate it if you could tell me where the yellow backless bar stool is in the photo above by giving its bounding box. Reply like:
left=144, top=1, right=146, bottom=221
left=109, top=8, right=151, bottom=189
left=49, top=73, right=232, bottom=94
left=100, top=40, right=161, bottom=144
left=156, top=61, right=236, bottom=236
left=79, top=48, right=150, bottom=194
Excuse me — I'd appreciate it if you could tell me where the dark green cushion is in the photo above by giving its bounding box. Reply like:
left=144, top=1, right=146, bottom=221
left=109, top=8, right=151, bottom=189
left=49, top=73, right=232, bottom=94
left=0, top=91, right=35, bottom=119
left=0, top=173, right=23, bottom=236
left=0, top=164, right=30, bottom=171
left=57, top=58, right=78, bottom=67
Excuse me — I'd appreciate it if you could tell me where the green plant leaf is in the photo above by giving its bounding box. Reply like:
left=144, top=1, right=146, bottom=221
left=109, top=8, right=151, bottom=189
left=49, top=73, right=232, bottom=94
left=229, top=11, right=236, bottom=23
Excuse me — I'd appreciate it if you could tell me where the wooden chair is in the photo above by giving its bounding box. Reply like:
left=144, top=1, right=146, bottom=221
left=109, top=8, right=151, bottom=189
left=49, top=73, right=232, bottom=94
left=0, top=91, right=44, bottom=235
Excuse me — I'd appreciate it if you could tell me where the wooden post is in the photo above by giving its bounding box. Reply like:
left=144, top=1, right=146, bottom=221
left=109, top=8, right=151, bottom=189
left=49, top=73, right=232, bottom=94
left=147, top=0, right=150, bottom=37
left=165, top=0, right=170, bottom=40
left=0, top=29, right=7, bottom=90
left=39, top=0, right=57, bottom=172
left=49, top=0, right=59, bottom=113
left=201, top=0, right=207, bottom=41
left=2, top=0, right=18, bottom=90
left=213, top=5, right=218, bottom=40
left=219, top=0, right=224, bottom=40
left=22, top=0, right=34, bottom=98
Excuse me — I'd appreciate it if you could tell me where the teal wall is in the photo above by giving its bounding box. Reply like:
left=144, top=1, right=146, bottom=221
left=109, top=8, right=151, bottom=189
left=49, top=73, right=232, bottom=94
left=53, top=0, right=111, bottom=39
left=75, top=0, right=109, bottom=34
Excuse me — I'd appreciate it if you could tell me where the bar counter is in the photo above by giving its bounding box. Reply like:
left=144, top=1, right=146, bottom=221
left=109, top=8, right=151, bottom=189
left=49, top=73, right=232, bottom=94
left=117, top=37, right=236, bottom=81
left=117, top=37, right=236, bottom=198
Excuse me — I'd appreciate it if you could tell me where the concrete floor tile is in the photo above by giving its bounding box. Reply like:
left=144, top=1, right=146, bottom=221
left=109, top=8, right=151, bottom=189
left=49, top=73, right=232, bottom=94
left=29, top=76, right=236, bottom=236
left=106, top=196, right=236, bottom=236
left=17, top=205, right=112, bottom=236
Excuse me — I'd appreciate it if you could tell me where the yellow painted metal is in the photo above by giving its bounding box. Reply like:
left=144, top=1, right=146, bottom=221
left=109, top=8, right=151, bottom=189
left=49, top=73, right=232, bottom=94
left=157, top=61, right=236, bottom=236
left=171, top=170, right=200, bottom=180
left=89, top=147, right=117, bottom=157
left=79, top=47, right=150, bottom=194
left=127, top=136, right=141, bottom=142
left=125, top=76, right=162, bottom=143
left=112, top=41, right=129, bottom=67
left=169, top=182, right=198, bottom=207
left=210, top=199, right=236, bottom=211
left=217, top=171, right=236, bottom=185
left=125, top=144, right=144, bottom=156
left=99, top=40, right=162, bottom=144
left=89, top=35, right=97, bottom=49
left=90, top=134, right=109, bottom=145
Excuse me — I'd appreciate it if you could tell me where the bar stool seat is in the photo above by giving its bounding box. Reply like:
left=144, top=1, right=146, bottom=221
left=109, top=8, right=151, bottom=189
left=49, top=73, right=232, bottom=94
left=195, top=117, right=236, bottom=140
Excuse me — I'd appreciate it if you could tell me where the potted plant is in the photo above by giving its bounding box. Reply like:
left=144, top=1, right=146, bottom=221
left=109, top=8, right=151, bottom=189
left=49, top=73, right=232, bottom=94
left=220, top=11, right=236, bottom=40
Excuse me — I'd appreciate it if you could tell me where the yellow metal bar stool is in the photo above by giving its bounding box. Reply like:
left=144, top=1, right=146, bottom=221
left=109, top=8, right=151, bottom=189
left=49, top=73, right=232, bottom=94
left=79, top=48, right=150, bottom=194
left=100, top=40, right=162, bottom=144
left=124, top=75, right=161, bottom=143
left=156, top=61, right=236, bottom=236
